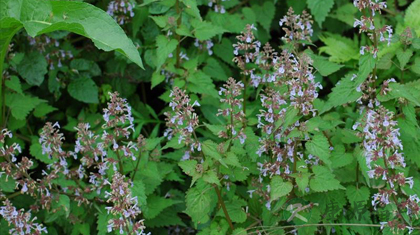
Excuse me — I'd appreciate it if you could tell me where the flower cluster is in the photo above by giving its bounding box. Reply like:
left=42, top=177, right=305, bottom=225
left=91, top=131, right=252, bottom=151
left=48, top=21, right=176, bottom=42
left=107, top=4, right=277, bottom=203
left=207, top=0, right=229, bottom=14
left=194, top=39, right=214, bottom=55
left=217, top=77, right=246, bottom=144
left=353, top=0, right=392, bottom=57
left=279, top=7, right=313, bottom=43
left=164, top=87, right=201, bottom=158
left=0, top=200, right=47, bottom=235
left=105, top=172, right=148, bottom=235
left=233, top=24, right=261, bottom=77
left=28, top=35, right=73, bottom=70
left=107, top=0, right=135, bottom=25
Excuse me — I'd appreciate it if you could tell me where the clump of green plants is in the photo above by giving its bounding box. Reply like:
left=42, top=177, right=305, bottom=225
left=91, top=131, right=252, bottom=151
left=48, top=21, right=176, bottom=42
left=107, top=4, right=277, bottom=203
left=1, top=0, right=420, bottom=234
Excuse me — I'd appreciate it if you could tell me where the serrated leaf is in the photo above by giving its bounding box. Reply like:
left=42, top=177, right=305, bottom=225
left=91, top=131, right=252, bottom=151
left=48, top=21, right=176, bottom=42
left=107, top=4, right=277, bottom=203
left=319, top=33, right=359, bottom=63
left=405, top=0, right=420, bottom=35
left=307, top=51, right=343, bottom=76
left=143, top=195, right=176, bottom=219
left=307, top=0, right=334, bottom=27
left=346, top=185, right=370, bottom=207
left=310, top=166, right=345, bottom=192
left=5, top=75, right=23, bottom=94
left=202, top=140, right=227, bottom=167
left=156, top=35, right=178, bottom=69
left=131, top=179, right=147, bottom=206
left=180, top=0, right=201, bottom=20
left=357, top=54, right=376, bottom=83
left=17, top=52, right=48, bottom=86
left=191, top=19, right=226, bottom=40
left=306, top=133, right=331, bottom=166
left=67, top=77, right=99, bottom=103
left=216, top=198, right=247, bottom=223
left=203, top=170, right=220, bottom=186
left=185, top=183, right=215, bottom=224
left=270, top=176, right=293, bottom=201
left=33, top=103, right=57, bottom=118
left=5, top=93, right=45, bottom=120
left=396, top=48, right=413, bottom=69
left=321, top=74, right=362, bottom=113
left=179, top=160, right=201, bottom=186
left=252, top=1, right=275, bottom=32
left=292, top=172, right=311, bottom=192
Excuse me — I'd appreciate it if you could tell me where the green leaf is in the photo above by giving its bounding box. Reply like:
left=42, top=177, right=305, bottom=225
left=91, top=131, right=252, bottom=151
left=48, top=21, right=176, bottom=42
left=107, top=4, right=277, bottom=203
left=307, top=0, right=334, bottom=27
left=185, top=182, right=215, bottom=224
left=405, top=0, right=420, bottom=35
left=17, top=52, right=48, bottom=86
left=179, top=160, right=201, bottom=186
left=131, top=178, right=147, bottom=206
left=143, top=195, right=176, bottom=219
left=151, top=71, right=165, bottom=89
left=203, top=57, right=229, bottom=81
left=307, top=51, right=343, bottom=76
left=203, top=170, right=221, bottom=186
left=233, top=228, right=247, bottom=235
left=0, top=175, right=16, bottom=192
left=67, top=77, right=99, bottom=103
left=5, top=75, right=23, bottom=94
left=356, top=54, right=376, bottom=83
left=321, top=74, right=362, bottom=114
left=306, top=133, right=331, bottom=166
left=216, top=198, right=247, bottom=223
left=202, top=140, right=227, bottom=167
left=252, top=1, right=275, bottom=32
left=191, top=19, right=226, bottom=40
left=45, top=195, right=70, bottom=222
left=411, top=57, right=420, bottom=75
left=33, top=103, right=57, bottom=118
left=30, top=141, right=55, bottom=164
left=379, top=80, right=420, bottom=106
left=292, top=172, right=311, bottom=192
left=396, top=48, right=413, bottom=69
left=1, top=0, right=143, bottom=68
left=330, top=3, right=358, bottom=26
left=319, top=33, right=359, bottom=63
left=270, top=176, right=293, bottom=201
left=181, top=0, right=201, bottom=20
left=346, top=185, right=370, bottom=207
left=5, top=93, right=45, bottom=120
left=309, top=166, right=345, bottom=192
left=156, top=35, right=178, bottom=69
left=187, top=71, right=218, bottom=98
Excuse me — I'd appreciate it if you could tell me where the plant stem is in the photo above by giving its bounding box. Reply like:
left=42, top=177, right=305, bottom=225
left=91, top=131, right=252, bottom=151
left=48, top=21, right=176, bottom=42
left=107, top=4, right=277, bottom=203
left=175, top=0, right=182, bottom=68
left=131, top=152, right=142, bottom=181
left=214, top=186, right=234, bottom=230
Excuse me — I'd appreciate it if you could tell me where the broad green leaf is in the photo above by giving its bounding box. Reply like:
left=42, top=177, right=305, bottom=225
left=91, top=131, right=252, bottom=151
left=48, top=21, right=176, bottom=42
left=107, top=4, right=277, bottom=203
left=33, top=103, right=57, bottom=118
left=67, top=77, right=99, bottom=103
left=411, top=57, right=420, bottom=75
left=270, top=176, right=293, bottom=201
left=306, top=133, right=331, bottom=166
left=321, top=74, right=362, bottom=114
left=131, top=179, right=147, bottom=206
left=292, top=172, right=311, bottom=192
left=309, top=166, right=345, bottom=192
left=5, top=75, right=23, bottom=94
left=30, top=141, right=55, bottom=164
left=156, top=35, right=178, bottom=69
left=181, top=0, right=201, bottom=20
left=356, top=54, right=375, bottom=83
left=143, top=195, right=176, bottom=219
left=405, top=0, right=420, bottom=35
left=145, top=207, right=185, bottom=228
left=187, top=71, right=218, bottom=98
left=396, top=48, right=413, bottom=69
left=202, top=140, right=227, bottom=167
left=203, top=170, right=221, bottom=186
left=330, top=3, right=358, bottom=26
left=203, top=57, right=229, bottom=81
left=178, top=160, right=201, bottom=186
left=0, top=0, right=143, bottom=68
left=307, top=51, right=343, bottom=76
left=45, top=195, right=70, bottom=222
left=307, top=0, right=334, bottom=27
left=319, top=33, right=359, bottom=63
left=5, top=93, right=45, bottom=120
left=0, top=175, right=16, bottom=192
left=191, top=19, right=226, bottom=40
left=216, top=198, right=247, bottom=223
left=378, top=80, right=420, bottom=106
left=233, top=228, right=247, bottom=235
left=151, top=71, right=165, bottom=89
left=252, top=1, right=275, bottom=32
left=17, top=52, right=48, bottom=86
left=346, top=185, right=370, bottom=207
left=185, top=182, right=215, bottom=224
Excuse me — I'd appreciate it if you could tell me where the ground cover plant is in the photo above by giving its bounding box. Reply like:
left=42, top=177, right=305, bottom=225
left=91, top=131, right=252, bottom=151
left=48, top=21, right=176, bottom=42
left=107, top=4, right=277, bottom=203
left=1, top=0, right=420, bottom=234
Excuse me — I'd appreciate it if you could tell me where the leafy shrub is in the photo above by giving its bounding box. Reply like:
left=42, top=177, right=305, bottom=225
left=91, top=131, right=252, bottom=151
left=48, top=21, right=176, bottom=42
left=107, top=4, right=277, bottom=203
left=1, top=0, right=420, bottom=234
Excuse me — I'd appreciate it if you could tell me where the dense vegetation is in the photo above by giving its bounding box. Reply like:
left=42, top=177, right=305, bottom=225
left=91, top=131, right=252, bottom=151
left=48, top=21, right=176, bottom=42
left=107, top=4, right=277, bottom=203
left=1, top=0, right=420, bottom=234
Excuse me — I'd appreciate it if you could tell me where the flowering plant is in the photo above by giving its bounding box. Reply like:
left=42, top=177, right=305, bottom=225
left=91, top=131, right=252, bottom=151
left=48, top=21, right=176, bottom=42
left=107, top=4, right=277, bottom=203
left=1, top=0, right=420, bottom=234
